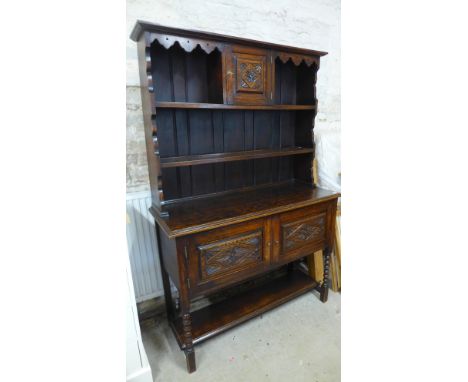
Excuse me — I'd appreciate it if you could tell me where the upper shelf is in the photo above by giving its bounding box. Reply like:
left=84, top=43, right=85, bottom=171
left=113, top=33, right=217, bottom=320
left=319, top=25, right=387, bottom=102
left=160, top=147, right=314, bottom=168
left=155, top=102, right=315, bottom=110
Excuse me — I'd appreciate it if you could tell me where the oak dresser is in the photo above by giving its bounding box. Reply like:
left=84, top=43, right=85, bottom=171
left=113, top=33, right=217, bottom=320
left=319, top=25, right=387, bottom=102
left=130, top=21, right=340, bottom=373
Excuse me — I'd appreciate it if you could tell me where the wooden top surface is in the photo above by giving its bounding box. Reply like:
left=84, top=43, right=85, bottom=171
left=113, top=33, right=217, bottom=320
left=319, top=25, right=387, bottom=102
left=130, top=21, right=328, bottom=57
left=153, top=181, right=340, bottom=238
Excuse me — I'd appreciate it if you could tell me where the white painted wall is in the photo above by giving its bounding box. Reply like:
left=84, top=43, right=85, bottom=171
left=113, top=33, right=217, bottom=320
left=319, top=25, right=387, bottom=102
left=126, top=0, right=341, bottom=191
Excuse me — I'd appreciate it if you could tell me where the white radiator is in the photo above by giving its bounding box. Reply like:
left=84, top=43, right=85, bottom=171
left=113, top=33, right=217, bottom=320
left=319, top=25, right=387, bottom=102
left=126, top=191, right=163, bottom=302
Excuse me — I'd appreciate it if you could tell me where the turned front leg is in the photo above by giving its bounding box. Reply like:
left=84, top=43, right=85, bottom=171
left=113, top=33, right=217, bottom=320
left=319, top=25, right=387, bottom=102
left=182, top=313, right=196, bottom=373
left=320, top=247, right=331, bottom=303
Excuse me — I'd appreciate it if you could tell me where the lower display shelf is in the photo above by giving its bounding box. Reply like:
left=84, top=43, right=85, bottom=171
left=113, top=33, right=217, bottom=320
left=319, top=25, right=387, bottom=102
left=160, top=147, right=314, bottom=168
left=171, top=268, right=318, bottom=347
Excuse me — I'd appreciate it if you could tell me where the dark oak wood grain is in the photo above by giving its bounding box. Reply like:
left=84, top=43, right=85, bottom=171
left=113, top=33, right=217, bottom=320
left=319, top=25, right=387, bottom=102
left=160, top=147, right=314, bottom=168
left=153, top=181, right=339, bottom=238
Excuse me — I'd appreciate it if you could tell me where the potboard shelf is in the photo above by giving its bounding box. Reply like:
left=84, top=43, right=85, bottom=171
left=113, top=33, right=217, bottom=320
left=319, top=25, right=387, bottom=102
left=172, top=268, right=318, bottom=346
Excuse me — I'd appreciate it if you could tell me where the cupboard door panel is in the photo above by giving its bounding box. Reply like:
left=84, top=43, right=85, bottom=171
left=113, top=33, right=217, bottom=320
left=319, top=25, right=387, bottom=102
left=275, top=204, right=329, bottom=262
left=224, top=45, right=273, bottom=105
left=282, top=214, right=326, bottom=252
left=199, top=230, right=263, bottom=280
left=187, top=218, right=271, bottom=296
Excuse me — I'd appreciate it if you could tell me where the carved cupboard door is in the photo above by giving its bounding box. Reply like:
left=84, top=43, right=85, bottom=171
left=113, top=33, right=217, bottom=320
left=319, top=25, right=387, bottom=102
left=272, top=204, right=329, bottom=264
left=223, top=45, right=274, bottom=105
left=185, top=218, right=272, bottom=296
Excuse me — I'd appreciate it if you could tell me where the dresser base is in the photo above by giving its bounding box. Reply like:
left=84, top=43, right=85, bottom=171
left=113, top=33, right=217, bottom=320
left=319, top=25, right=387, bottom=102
left=153, top=185, right=338, bottom=373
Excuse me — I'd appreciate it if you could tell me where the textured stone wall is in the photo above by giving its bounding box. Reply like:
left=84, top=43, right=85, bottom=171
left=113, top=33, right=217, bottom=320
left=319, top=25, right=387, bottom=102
left=126, top=87, right=149, bottom=192
left=126, top=0, right=341, bottom=192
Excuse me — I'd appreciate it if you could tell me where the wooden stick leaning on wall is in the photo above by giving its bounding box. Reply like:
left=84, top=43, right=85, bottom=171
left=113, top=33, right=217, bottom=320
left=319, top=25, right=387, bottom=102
left=329, top=205, right=341, bottom=292
left=329, top=175, right=341, bottom=292
left=307, top=159, right=324, bottom=284
left=307, top=159, right=341, bottom=292
left=334, top=211, right=341, bottom=290
left=307, top=250, right=324, bottom=284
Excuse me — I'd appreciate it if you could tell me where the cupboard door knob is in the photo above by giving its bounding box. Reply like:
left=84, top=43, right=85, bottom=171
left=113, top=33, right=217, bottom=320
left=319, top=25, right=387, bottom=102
left=274, top=240, right=279, bottom=245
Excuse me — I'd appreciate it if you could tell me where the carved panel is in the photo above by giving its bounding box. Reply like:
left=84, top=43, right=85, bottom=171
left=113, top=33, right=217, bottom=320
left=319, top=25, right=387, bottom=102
left=237, top=61, right=264, bottom=92
left=282, top=214, right=326, bottom=252
left=198, top=231, right=263, bottom=279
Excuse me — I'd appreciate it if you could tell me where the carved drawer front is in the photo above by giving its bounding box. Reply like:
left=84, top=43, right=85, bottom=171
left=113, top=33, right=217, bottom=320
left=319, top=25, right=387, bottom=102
left=224, top=45, right=273, bottom=105
left=187, top=218, right=271, bottom=296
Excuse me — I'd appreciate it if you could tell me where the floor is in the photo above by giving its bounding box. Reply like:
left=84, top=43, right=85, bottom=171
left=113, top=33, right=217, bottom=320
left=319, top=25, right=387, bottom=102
left=140, top=290, right=341, bottom=382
